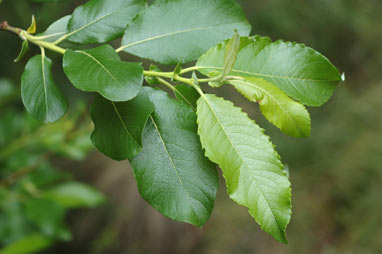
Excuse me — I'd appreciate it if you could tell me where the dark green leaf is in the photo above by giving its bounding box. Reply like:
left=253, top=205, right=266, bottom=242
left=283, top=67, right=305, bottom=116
left=91, top=90, right=154, bottom=160
left=40, top=15, right=71, bottom=43
left=131, top=87, right=218, bottom=227
left=197, top=36, right=342, bottom=106
left=63, top=44, right=143, bottom=101
left=120, top=0, right=251, bottom=64
left=174, top=85, right=199, bottom=111
left=67, top=0, right=146, bottom=44
left=21, top=55, right=68, bottom=123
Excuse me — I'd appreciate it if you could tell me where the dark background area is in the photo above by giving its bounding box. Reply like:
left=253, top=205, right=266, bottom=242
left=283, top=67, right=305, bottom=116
left=1, top=0, right=381, bottom=253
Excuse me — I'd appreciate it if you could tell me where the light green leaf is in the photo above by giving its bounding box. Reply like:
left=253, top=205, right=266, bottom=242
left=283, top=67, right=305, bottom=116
left=21, top=55, right=68, bottom=123
left=63, top=44, right=143, bottom=102
left=67, top=0, right=146, bottom=44
left=229, top=77, right=311, bottom=137
left=196, top=94, right=291, bottom=243
left=131, top=87, right=218, bottom=227
left=120, top=0, right=251, bottom=64
left=174, top=85, right=199, bottom=111
left=90, top=90, right=154, bottom=160
left=44, top=181, right=106, bottom=209
left=27, top=15, right=36, bottom=34
left=0, top=233, right=53, bottom=254
left=223, top=31, right=240, bottom=77
left=14, top=40, right=29, bottom=63
left=197, top=36, right=342, bottom=106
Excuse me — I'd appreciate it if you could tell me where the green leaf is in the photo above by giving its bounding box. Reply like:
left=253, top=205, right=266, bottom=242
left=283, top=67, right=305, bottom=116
left=120, top=0, right=251, bottom=64
left=27, top=15, right=36, bottom=34
left=90, top=90, right=154, bottom=160
left=67, top=0, right=146, bottom=44
left=229, top=77, right=311, bottom=137
left=44, top=181, right=105, bottom=209
left=21, top=55, right=68, bottom=123
left=63, top=44, right=143, bottom=101
left=40, top=15, right=71, bottom=43
left=197, top=36, right=342, bottom=106
left=196, top=94, right=291, bottom=243
left=14, top=40, right=29, bottom=63
left=223, top=31, right=240, bottom=77
left=174, top=85, right=199, bottom=111
left=0, top=233, right=53, bottom=254
left=131, top=87, right=218, bottom=227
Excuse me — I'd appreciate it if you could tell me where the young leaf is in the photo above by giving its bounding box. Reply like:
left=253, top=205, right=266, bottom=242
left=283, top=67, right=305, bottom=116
left=63, top=44, right=143, bottom=102
left=21, top=55, right=68, bottom=123
left=197, top=36, right=342, bottom=106
left=90, top=90, right=154, bottom=160
left=120, top=0, right=251, bottom=64
left=14, top=40, right=29, bottom=63
left=229, top=77, right=311, bottom=138
left=0, top=234, right=53, bottom=254
left=131, top=87, right=218, bottom=227
left=196, top=94, right=291, bottom=243
left=27, top=15, right=36, bottom=34
left=174, top=85, right=200, bottom=111
left=67, top=0, right=146, bottom=44
left=223, top=31, right=240, bottom=77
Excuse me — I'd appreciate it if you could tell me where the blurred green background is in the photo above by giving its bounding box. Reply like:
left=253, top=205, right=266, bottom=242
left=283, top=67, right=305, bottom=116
left=0, top=0, right=381, bottom=253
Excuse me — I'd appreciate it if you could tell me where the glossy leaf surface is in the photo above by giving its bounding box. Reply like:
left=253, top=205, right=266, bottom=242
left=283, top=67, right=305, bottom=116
left=121, top=0, right=251, bottom=64
left=197, top=36, right=342, bottom=106
left=21, top=55, right=68, bottom=123
left=63, top=44, right=143, bottom=101
left=131, top=88, right=218, bottom=227
left=91, top=90, right=154, bottom=160
left=67, top=0, right=146, bottom=44
left=196, top=94, right=291, bottom=243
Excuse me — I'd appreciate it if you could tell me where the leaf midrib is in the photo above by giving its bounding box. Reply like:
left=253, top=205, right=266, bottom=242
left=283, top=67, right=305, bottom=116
left=68, top=4, right=141, bottom=39
left=231, top=79, right=306, bottom=135
left=149, top=115, right=200, bottom=225
left=121, top=22, right=245, bottom=50
left=200, top=94, right=283, bottom=234
left=111, top=102, right=139, bottom=148
left=197, top=66, right=340, bottom=83
left=41, top=56, right=49, bottom=120
left=76, top=50, right=122, bottom=87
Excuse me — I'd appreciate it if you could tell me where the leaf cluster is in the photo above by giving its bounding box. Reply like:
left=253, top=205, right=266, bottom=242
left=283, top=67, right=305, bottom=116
left=2, top=0, right=343, bottom=243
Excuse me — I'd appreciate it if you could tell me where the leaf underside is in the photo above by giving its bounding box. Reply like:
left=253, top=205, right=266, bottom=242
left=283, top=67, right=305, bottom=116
left=196, top=94, right=291, bottom=243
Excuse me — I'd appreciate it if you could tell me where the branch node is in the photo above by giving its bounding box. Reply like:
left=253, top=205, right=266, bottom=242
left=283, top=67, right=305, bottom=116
left=0, top=21, right=9, bottom=30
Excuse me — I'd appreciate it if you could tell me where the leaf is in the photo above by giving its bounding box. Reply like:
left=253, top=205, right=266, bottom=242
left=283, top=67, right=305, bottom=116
left=90, top=90, right=154, bottom=160
left=14, top=40, right=29, bottom=63
left=197, top=36, right=342, bottom=106
left=40, top=15, right=72, bottom=43
left=67, top=0, right=146, bottom=44
left=0, top=233, right=53, bottom=254
left=131, top=87, right=218, bottom=227
left=120, top=0, right=251, bottom=64
left=21, top=55, right=68, bottom=123
left=63, top=44, right=143, bottom=102
left=174, top=85, right=199, bottom=111
left=223, top=31, right=240, bottom=77
left=196, top=94, right=291, bottom=243
left=229, top=77, right=311, bottom=137
left=27, top=15, right=36, bottom=34
left=43, top=181, right=106, bottom=209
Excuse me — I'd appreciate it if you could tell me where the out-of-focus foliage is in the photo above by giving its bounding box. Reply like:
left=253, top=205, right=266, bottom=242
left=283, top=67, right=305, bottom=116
left=0, top=77, right=105, bottom=254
